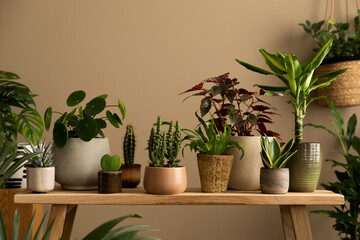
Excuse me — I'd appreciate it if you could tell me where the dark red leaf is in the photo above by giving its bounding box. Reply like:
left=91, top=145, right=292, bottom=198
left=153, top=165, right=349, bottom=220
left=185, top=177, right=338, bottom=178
left=219, top=72, right=230, bottom=80
left=255, top=97, right=273, bottom=106
left=257, top=118, right=273, bottom=124
left=257, top=122, right=267, bottom=132
left=181, top=82, right=204, bottom=94
left=259, top=89, right=266, bottom=95
left=238, top=88, right=251, bottom=95
left=263, top=111, right=280, bottom=115
left=214, top=118, right=225, bottom=132
left=252, top=105, right=271, bottom=111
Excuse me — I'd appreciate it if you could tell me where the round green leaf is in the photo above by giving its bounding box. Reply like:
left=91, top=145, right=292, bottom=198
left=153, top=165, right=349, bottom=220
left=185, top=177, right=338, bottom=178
left=101, top=154, right=122, bottom=171
left=113, top=113, right=123, bottom=125
left=84, top=98, right=106, bottom=116
left=118, top=99, right=126, bottom=120
left=106, top=111, right=119, bottom=128
left=53, top=123, right=68, bottom=148
left=95, top=118, right=107, bottom=129
left=44, top=107, right=52, bottom=131
left=67, top=90, right=86, bottom=107
left=76, top=117, right=98, bottom=141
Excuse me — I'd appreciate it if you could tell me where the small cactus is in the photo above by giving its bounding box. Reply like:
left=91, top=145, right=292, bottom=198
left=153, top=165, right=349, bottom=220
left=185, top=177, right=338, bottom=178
left=147, top=117, right=166, bottom=167
left=123, top=125, right=135, bottom=166
left=166, top=121, right=181, bottom=167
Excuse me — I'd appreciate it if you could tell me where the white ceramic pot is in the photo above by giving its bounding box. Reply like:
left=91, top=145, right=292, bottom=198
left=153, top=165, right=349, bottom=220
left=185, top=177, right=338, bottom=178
left=225, top=136, right=263, bottom=190
left=53, top=138, right=111, bottom=190
left=26, top=166, right=55, bottom=192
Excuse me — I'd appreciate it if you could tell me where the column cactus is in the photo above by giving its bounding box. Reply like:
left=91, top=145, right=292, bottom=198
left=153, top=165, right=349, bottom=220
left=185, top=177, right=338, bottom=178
left=123, top=124, right=135, bottom=166
left=166, top=121, right=181, bottom=167
left=147, top=117, right=166, bottom=167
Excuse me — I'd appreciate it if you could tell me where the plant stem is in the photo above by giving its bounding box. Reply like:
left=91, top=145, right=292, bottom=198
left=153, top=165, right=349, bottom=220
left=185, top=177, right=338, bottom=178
left=295, top=110, right=304, bottom=143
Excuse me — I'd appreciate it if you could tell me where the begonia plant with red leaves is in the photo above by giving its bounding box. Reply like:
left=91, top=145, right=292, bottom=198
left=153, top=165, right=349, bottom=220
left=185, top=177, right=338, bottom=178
left=181, top=73, right=280, bottom=138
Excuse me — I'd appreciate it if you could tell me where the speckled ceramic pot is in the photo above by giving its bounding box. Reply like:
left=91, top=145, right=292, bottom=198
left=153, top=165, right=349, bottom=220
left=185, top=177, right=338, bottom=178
left=287, top=142, right=322, bottom=192
left=197, top=154, right=233, bottom=193
left=26, top=166, right=55, bottom=193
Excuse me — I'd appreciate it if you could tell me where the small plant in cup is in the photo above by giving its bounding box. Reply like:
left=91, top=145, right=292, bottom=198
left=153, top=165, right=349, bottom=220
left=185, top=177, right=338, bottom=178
left=259, top=136, right=297, bottom=194
left=98, top=154, right=122, bottom=193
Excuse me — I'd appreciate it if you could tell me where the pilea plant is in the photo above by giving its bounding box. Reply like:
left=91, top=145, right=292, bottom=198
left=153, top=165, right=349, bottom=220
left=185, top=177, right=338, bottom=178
left=123, top=124, right=135, bottom=166
left=101, top=154, right=122, bottom=171
left=181, top=73, right=280, bottom=137
left=44, top=90, right=126, bottom=148
left=146, top=117, right=182, bottom=167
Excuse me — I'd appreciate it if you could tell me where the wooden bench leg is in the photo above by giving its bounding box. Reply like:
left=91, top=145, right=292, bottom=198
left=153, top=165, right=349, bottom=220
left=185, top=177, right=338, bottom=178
left=47, top=204, right=78, bottom=240
left=280, top=205, right=313, bottom=240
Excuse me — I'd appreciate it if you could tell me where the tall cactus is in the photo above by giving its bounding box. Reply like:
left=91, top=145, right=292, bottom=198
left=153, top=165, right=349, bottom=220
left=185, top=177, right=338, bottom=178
left=166, top=121, right=181, bottom=167
left=147, top=117, right=166, bottom=167
left=123, top=124, right=135, bottom=166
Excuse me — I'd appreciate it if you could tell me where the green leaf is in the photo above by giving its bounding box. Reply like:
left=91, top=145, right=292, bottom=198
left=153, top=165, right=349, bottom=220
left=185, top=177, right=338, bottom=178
left=269, top=138, right=280, bottom=161
left=12, top=209, right=19, bottom=240
left=76, top=117, right=98, bottom=141
left=235, top=59, right=275, bottom=75
left=101, top=154, right=122, bottom=171
left=84, top=97, right=106, bottom=116
left=97, top=94, right=108, bottom=99
left=106, top=111, right=120, bottom=128
left=96, top=118, right=107, bottom=129
left=53, top=123, right=68, bottom=148
left=316, top=68, right=347, bottom=80
left=0, top=70, right=19, bottom=79
left=284, top=54, right=297, bottom=95
left=259, top=49, right=286, bottom=74
left=200, top=97, right=211, bottom=117
left=346, top=114, right=357, bottom=151
left=304, top=123, right=336, bottom=138
left=113, top=113, right=123, bottom=125
left=118, top=99, right=126, bottom=120
left=67, top=90, right=86, bottom=107
left=44, top=107, right=52, bottom=131
left=326, top=99, right=344, bottom=137
left=254, top=84, right=288, bottom=92
left=303, top=37, right=333, bottom=73
left=17, top=108, right=44, bottom=145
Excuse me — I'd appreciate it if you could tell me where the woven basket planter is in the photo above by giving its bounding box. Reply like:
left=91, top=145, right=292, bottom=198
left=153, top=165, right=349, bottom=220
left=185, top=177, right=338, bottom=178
left=316, top=58, right=360, bottom=107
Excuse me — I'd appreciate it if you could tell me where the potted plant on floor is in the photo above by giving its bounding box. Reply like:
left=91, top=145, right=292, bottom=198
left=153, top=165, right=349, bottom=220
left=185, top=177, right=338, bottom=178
left=181, top=73, right=280, bottom=190
left=236, top=37, right=346, bottom=191
left=299, top=9, right=360, bottom=107
left=260, top=136, right=296, bottom=194
left=98, top=154, right=122, bottom=193
left=120, top=124, right=141, bottom=188
left=23, top=139, right=55, bottom=193
left=44, top=90, right=126, bottom=190
left=183, top=112, right=243, bottom=193
left=143, top=117, right=187, bottom=194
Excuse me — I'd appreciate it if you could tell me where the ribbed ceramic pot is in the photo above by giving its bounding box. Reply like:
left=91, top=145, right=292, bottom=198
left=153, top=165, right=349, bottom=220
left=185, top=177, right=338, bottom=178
left=120, top=164, right=141, bottom=188
left=197, top=154, right=233, bottom=193
left=53, top=138, right=111, bottom=190
left=260, top=168, right=289, bottom=194
left=287, top=142, right=322, bottom=192
left=225, top=136, right=264, bottom=190
left=26, top=166, right=55, bottom=193
left=98, top=170, right=122, bottom=193
left=143, top=166, right=187, bottom=194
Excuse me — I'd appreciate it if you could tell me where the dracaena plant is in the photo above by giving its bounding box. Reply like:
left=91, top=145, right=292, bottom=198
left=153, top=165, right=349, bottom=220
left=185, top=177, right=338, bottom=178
left=236, top=37, right=347, bottom=143
left=44, top=90, right=126, bottom=148
left=260, top=136, right=297, bottom=169
left=182, top=112, right=244, bottom=156
left=299, top=10, right=360, bottom=59
left=181, top=73, right=280, bottom=138
left=0, top=70, right=44, bottom=145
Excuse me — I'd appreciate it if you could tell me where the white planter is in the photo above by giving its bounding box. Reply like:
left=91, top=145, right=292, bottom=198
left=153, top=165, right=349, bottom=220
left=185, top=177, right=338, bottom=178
left=53, top=138, right=111, bottom=190
left=225, top=136, right=263, bottom=190
left=26, top=166, right=55, bottom=192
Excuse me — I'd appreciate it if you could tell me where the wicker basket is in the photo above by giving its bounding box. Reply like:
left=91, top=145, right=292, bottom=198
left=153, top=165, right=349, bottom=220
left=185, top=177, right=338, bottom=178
left=316, top=59, right=360, bottom=107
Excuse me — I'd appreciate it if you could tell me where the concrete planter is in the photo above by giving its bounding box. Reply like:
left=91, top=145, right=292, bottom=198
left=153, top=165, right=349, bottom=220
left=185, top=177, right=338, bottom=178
left=26, top=166, right=55, bottom=193
left=143, top=166, right=187, bottom=194
left=260, top=168, right=289, bottom=194
left=53, top=138, right=111, bottom=190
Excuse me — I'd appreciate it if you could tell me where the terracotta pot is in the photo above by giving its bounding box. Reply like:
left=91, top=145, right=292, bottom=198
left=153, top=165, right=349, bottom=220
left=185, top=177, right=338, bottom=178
left=143, top=166, right=187, bottom=194
left=260, top=168, right=289, bottom=194
left=287, top=142, right=322, bottom=192
left=98, top=170, right=122, bottom=193
left=26, top=166, right=55, bottom=193
left=225, top=136, right=264, bottom=190
left=53, top=138, right=111, bottom=190
left=120, top=164, right=141, bottom=188
left=197, top=154, right=233, bottom=193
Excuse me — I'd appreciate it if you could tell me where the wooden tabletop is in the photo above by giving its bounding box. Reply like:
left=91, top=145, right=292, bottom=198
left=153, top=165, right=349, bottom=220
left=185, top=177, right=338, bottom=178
left=14, top=188, right=344, bottom=206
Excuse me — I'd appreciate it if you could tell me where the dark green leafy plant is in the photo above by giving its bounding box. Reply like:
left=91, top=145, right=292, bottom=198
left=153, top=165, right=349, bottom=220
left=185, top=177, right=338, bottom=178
left=0, top=208, right=160, bottom=240
left=123, top=124, right=136, bottom=166
left=23, top=139, right=54, bottom=167
left=181, top=73, right=280, bottom=137
left=101, top=154, right=122, bottom=171
left=299, top=10, right=360, bottom=59
left=183, top=112, right=243, bottom=156
left=306, top=99, right=360, bottom=239
left=0, top=70, right=44, bottom=145
left=260, top=136, right=297, bottom=169
left=236, top=37, right=346, bottom=143
left=0, top=132, right=39, bottom=189
left=44, top=90, right=126, bottom=148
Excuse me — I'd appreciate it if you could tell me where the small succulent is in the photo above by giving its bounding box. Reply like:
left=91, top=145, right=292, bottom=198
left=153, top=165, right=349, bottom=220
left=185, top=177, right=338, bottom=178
left=23, top=139, right=54, bottom=168
left=260, top=136, right=297, bottom=169
left=147, top=117, right=166, bottom=167
left=166, top=121, right=181, bottom=167
left=101, top=154, right=122, bottom=171
left=123, top=125, right=135, bottom=166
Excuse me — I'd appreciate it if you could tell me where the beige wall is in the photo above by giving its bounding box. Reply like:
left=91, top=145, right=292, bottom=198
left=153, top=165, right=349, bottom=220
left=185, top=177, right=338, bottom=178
left=1, top=0, right=359, bottom=239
